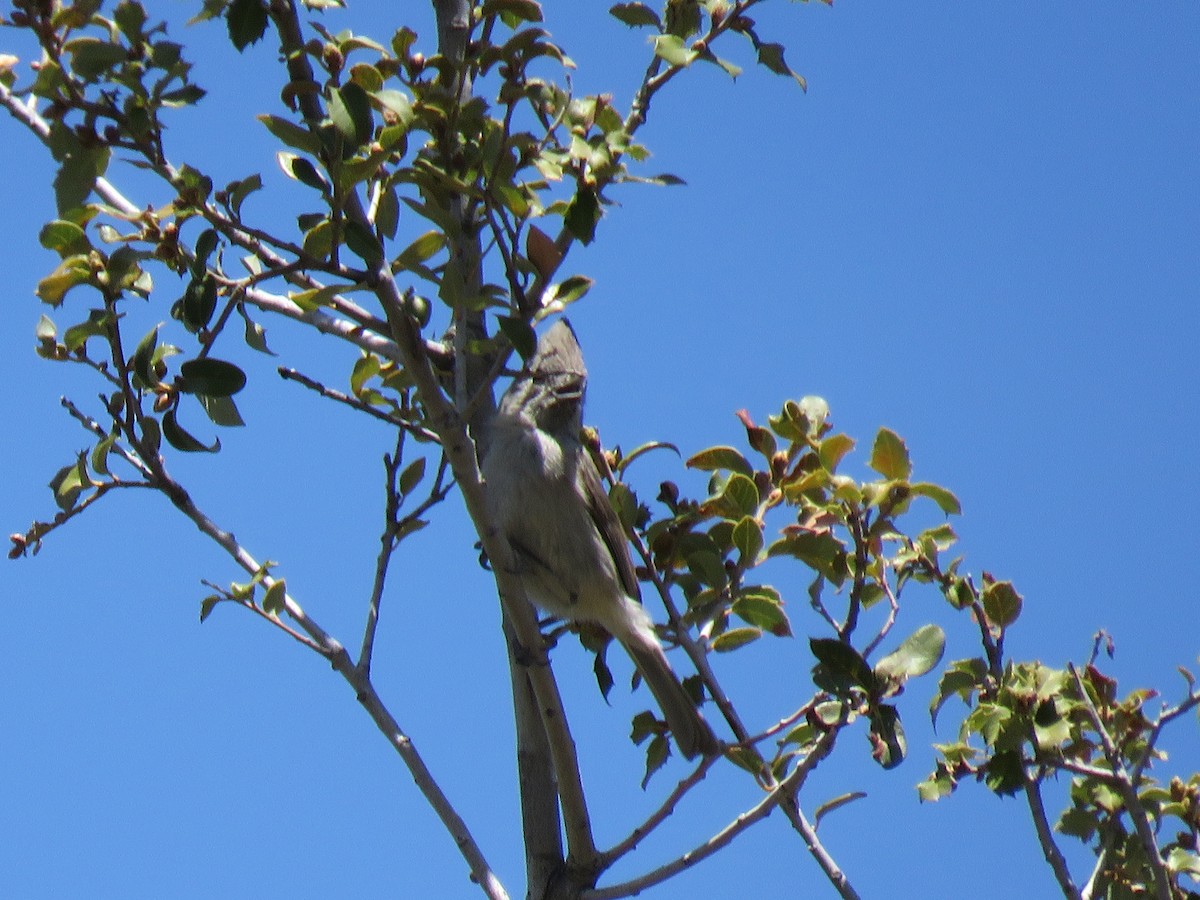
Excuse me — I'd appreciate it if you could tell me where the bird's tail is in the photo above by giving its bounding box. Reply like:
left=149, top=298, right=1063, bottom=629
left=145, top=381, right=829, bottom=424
left=614, top=600, right=719, bottom=760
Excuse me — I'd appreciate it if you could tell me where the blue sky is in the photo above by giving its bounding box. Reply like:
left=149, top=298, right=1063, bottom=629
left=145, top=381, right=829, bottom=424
left=0, top=2, right=1197, bottom=898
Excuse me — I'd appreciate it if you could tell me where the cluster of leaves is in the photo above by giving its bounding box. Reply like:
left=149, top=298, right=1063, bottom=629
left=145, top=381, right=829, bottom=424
left=596, top=396, right=954, bottom=778
left=921, top=644, right=1200, bottom=897
left=611, top=0, right=819, bottom=86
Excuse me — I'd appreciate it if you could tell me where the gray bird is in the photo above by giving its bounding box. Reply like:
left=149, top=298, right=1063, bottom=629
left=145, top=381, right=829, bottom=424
left=483, top=320, right=718, bottom=760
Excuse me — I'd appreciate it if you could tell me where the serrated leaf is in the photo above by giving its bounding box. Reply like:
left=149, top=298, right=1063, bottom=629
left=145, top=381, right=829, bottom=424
left=869, top=427, right=911, bottom=480
left=36, top=256, right=92, bottom=307
left=226, top=0, right=269, bottom=51
left=686, top=445, right=754, bottom=477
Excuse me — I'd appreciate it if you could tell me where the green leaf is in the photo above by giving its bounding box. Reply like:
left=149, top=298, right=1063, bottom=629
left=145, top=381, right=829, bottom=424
left=731, top=516, right=763, bottom=565
left=875, top=624, right=946, bottom=684
left=564, top=184, right=600, bottom=245
left=482, top=0, right=544, bottom=23
left=686, top=445, right=754, bottom=477
left=371, top=89, right=414, bottom=127
left=498, top=316, right=537, bottom=361
left=54, top=145, right=110, bottom=215
left=278, top=153, right=329, bottom=193
left=178, top=358, right=248, bottom=397
left=257, top=114, right=322, bottom=155
left=652, top=34, right=697, bottom=67
left=199, top=595, right=221, bottom=623
left=397, top=457, right=426, bottom=496
left=36, top=256, right=93, bottom=307
left=810, top=637, right=877, bottom=696
left=609, top=2, right=661, bottom=28
left=756, top=42, right=807, bottom=90
left=226, top=0, right=269, bottom=51
left=608, top=482, right=638, bottom=532
left=818, top=434, right=855, bottom=473
left=731, top=587, right=791, bottom=637
left=712, top=627, right=761, bottom=653
left=395, top=230, right=445, bottom=270
left=981, top=578, right=1022, bottom=629
left=39, top=220, right=92, bottom=258
left=869, top=427, right=911, bottom=480
left=198, top=394, right=246, bottom=427
left=35, top=314, right=57, bottom=342
left=329, top=81, right=374, bottom=146
left=238, top=304, right=276, bottom=355
left=548, top=275, right=594, bottom=306
left=225, top=173, right=263, bottom=218
left=262, top=579, right=287, bottom=616
left=62, top=309, right=113, bottom=352
left=912, top=482, right=962, bottom=516
left=162, top=408, right=220, bottom=452
left=130, top=325, right=160, bottom=388
left=180, top=275, right=218, bottom=332
left=614, top=441, right=679, bottom=475
left=343, top=219, right=385, bottom=269
left=929, top=657, right=988, bottom=729
left=89, top=431, right=118, bottom=477
left=814, top=792, right=868, bottom=830
left=63, top=37, right=128, bottom=80
left=706, top=473, right=759, bottom=519
left=868, top=704, right=906, bottom=769
left=48, top=456, right=92, bottom=512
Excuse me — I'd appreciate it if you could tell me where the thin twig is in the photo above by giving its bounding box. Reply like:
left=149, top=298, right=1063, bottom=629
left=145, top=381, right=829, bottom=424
left=585, top=723, right=843, bottom=900
left=1022, top=771, right=1082, bottom=900
left=1068, top=664, right=1172, bottom=900
left=277, top=367, right=441, bottom=441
